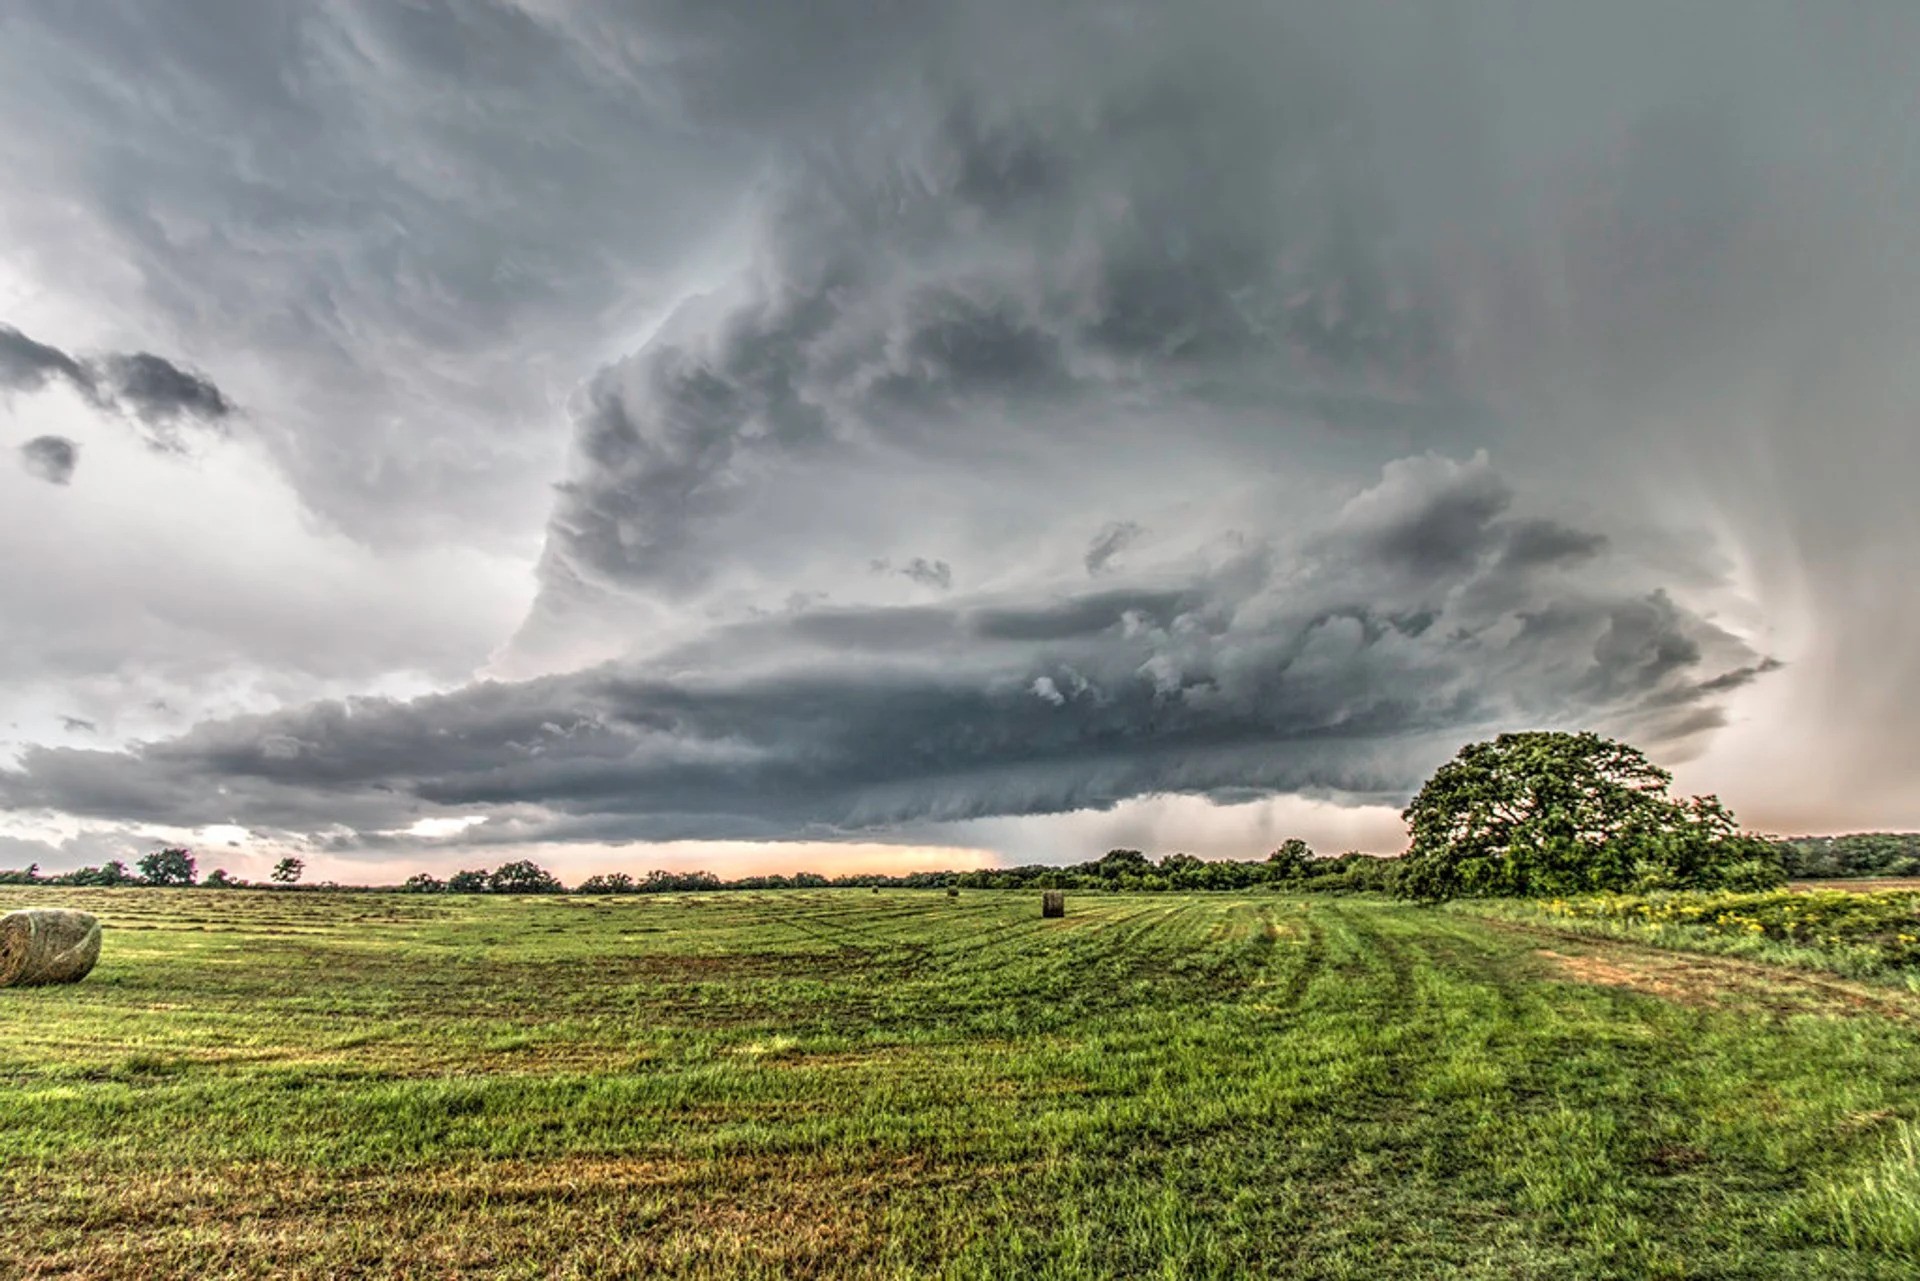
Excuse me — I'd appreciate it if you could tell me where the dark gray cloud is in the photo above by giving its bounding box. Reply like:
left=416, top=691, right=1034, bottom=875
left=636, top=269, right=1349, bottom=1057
left=899, top=558, right=953, bottom=591
left=1084, top=522, right=1142, bottom=576
left=868, top=558, right=953, bottom=591
left=1332, top=454, right=1516, bottom=580
left=971, top=589, right=1201, bottom=644
left=0, top=324, right=94, bottom=396
left=18, top=436, right=77, bottom=485
left=96, top=353, right=231, bottom=428
left=1695, top=657, right=1786, bottom=696
left=1495, top=520, right=1609, bottom=575
left=0, top=320, right=232, bottom=450
left=527, top=4, right=1469, bottom=613
left=0, top=454, right=1767, bottom=842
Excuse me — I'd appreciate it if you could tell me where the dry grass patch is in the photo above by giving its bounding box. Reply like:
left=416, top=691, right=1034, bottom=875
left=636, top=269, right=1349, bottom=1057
left=0, top=1152, right=1011, bottom=1281
left=1530, top=943, right=1920, bottom=1022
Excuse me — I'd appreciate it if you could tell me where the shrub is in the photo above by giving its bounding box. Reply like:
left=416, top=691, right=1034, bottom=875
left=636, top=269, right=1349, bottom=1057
left=1540, top=889, right=1920, bottom=968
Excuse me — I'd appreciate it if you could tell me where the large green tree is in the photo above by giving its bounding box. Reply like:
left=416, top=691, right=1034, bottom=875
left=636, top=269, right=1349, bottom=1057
left=137, top=847, right=198, bottom=887
left=488, top=860, right=564, bottom=894
left=1396, top=731, right=1784, bottom=900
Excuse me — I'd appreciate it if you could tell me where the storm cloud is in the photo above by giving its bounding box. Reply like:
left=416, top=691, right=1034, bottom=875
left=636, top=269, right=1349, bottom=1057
left=3, top=1, right=1918, bottom=867
left=0, top=320, right=232, bottom=458
left=18, top=436, right=77, bottom=485
left=96, top=353, right=231, bottom=429
left=1, top=452, right=1765, bottom=843
left=0, top=324, right=94, bottom=396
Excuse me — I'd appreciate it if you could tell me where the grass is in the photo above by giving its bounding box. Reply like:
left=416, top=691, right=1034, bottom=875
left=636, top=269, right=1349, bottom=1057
left=1, top=887, right=1918, bottom=1278
left=1477, top=887, right=1920, bottom=990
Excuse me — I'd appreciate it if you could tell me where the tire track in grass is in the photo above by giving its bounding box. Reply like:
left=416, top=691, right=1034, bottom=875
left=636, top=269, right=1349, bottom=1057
left=1250, top=900, right=1325, bottom=1018
left=762, top=897, right=1190, bottom=1042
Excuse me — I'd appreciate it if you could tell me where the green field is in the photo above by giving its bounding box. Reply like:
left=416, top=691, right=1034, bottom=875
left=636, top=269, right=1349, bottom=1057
left=3, top=888, right=1919, bottom=1279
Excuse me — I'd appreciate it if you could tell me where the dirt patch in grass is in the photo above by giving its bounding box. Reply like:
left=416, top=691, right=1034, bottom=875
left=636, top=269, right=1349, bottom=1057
left=1529, top=943, right=1920, bottom=1022
left=1534, top=948, right=1712, bottom=1003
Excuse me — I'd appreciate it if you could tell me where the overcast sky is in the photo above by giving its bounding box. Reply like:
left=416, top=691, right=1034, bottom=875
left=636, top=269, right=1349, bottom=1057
left=2, top=1, right=1916, bottom=882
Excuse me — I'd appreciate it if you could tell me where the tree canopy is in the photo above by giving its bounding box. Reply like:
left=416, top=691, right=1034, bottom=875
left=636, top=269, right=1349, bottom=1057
left=1396, top=731, right=1784, bottom=900
left=137, top=847, right=198, bottom=887
left=487, top=860, right=565, bottom=894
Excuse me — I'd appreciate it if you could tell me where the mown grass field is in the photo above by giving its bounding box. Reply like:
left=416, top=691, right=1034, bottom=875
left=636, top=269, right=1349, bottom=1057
left=3, top=887, right=1919, bottom=1279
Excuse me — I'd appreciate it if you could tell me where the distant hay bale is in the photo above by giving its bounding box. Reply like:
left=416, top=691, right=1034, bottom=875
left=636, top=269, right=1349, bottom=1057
left=0, top=909, right=102, bottom=987
left=1041, top=890, right=1065, bottom=919
left=946, top=888, right=959, bottom=898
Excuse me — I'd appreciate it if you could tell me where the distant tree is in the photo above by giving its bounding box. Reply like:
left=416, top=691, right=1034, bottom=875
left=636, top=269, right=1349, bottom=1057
left=1088, top=849, right=1155, bottom=888
left=1158, top=852, right=1205, bottom=889
left=203, top=868, right=244, bottom=889
left=0, top=863, right=42, bottom=885
left=488, top=860, right=563, bottom=894
left=1297, top=852, right=1401, bottom=896
left=138, top=847, right=198, bottom=887
left=402, top=872, right=446, bottom=893
left=270, top=857, right=305, bottom=886
left=54, top=860, right=135, bottom=887
left=446, top=869, right=490, bottom=894
left=1267, top=839, right=1315, bottom=882
left=577, top=872, right=636, bottom=895
left=1396, top=731, right=1785, bottom=900
left=1772, top=833, right=1920, bottom=881
left=638, top=869, right=721, bottom=893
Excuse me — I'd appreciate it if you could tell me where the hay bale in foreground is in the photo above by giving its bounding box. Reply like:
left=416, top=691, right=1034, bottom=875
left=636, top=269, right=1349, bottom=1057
left=1041, top=890, right=1065, bottom=919
left=0, top=909, right=102, bottom=987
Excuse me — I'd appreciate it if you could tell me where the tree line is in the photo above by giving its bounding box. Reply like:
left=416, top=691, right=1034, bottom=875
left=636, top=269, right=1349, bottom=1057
left=5, top=734, right=1915, bottom=900
left=1771, top=834, right=1920, bottom=880
left=0, top=844, right=1397, bottom=895
left=7, top=835, right=1913, bottom=897
left=0, top=848, right=299, bottom=889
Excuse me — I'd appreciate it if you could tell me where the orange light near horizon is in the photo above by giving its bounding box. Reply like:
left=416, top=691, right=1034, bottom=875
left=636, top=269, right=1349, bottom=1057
left=290, top=839, right=1007, bottom=887
left=564, top=840, right=1005, bottom=881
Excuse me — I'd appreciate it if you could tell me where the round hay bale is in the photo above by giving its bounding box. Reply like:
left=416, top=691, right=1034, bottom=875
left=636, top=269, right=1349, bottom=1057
left=1041, top=890, right=1065, bottom=919
left=946, top=887, right=960, bottom=898
left=0, top=909, right=102, bottom=988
